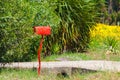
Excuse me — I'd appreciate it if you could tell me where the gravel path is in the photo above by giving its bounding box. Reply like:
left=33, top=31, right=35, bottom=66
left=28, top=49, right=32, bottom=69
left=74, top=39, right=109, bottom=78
left=0, top=60, right=120, bottom=72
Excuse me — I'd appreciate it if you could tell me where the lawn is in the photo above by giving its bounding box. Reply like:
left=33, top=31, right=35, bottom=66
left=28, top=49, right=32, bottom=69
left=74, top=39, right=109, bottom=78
left=0, top=68, right=120, bottom=80
left=41, top=51, right=120, bottom=61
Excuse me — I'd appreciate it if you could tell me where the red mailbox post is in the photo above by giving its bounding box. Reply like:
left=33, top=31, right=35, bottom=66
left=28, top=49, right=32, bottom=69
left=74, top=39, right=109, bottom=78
left=33, top=26, right=51, bottom=75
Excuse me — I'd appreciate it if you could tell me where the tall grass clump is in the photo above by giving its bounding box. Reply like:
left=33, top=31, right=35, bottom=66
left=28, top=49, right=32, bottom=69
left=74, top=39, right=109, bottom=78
left=44, top=0, right=99, bottom=56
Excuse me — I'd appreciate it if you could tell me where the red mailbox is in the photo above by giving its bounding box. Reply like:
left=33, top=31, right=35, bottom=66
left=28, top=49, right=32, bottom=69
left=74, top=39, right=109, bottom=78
left=34, top=26, right=51, bottom=35
left=33, top=26, right=51, bottom=75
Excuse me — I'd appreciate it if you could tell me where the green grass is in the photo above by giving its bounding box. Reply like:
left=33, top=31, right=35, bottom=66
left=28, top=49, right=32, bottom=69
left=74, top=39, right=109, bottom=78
left=0, top=68, right=120, bottom=80
left=0, top=68, right=38, bottom=80
left=41, top=52, right=92, bottom=61
left=41, top=50, right=120, bottom=61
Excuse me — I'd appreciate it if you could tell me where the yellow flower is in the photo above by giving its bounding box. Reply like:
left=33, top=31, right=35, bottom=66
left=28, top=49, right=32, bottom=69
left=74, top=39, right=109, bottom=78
left=90, top=23, right=120, bottom=40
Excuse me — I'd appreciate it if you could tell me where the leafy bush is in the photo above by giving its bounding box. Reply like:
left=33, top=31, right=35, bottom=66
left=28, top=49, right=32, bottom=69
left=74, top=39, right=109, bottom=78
left=0, top=0, right=60, bottom=62
left=0, top=0, right=37, bottom=62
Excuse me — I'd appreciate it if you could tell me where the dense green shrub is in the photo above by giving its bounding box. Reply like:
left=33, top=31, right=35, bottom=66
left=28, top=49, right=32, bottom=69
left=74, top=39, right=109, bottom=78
left=0, top=0, right=37, bottom=62
left=0, top=0, right=60, bottom=62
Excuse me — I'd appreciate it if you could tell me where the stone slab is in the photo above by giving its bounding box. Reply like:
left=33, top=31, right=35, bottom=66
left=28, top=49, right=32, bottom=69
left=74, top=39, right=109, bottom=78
left=0, top=60, right=120, bottom=75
